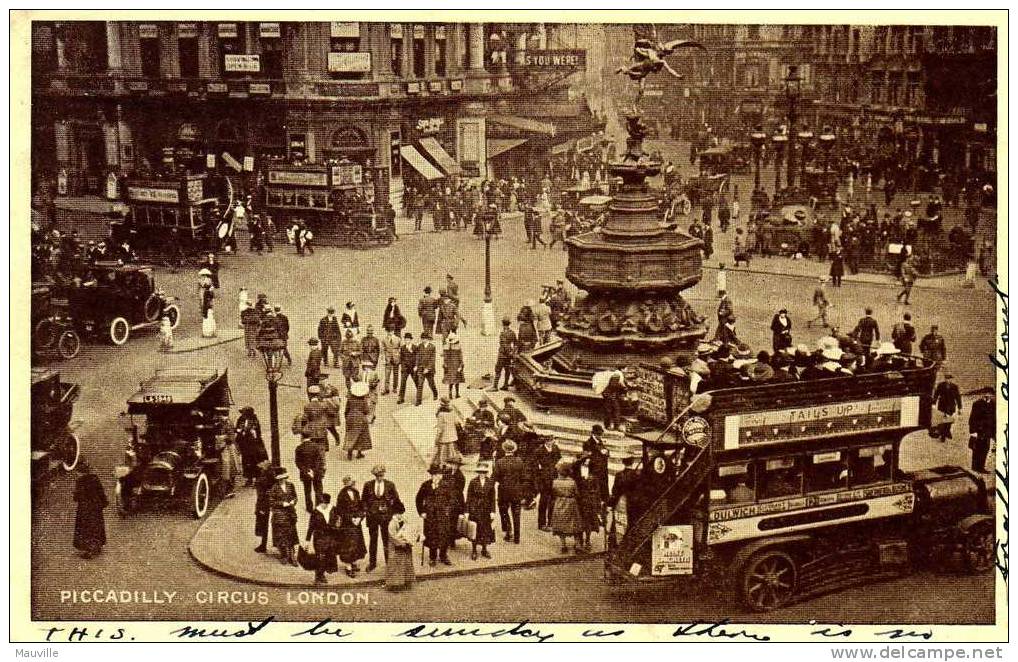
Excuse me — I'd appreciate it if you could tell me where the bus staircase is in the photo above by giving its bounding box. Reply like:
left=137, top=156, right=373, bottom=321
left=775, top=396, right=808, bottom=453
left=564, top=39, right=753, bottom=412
left=605, top=404, right=714, bottom=581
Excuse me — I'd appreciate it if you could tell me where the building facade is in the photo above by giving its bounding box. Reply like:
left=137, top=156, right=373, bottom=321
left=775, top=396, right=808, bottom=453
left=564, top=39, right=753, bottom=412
left=31, top=20, right=603, bottom=209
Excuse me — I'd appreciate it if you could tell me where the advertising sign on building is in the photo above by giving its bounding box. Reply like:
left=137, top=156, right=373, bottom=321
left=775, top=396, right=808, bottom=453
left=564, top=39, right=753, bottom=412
left=412, top=24, right=425, bottom=39
left=259, top=22, right=281, bottom=38
left=332, top=163, right=363, bottom=186
left=651, top=525, right=694, bottom=576
left=217, top=23, right=238, bottom=39
left=138, top=24, right=159, bottom=39
left=514, top=49, right=586, bottom=70
left=330, top=22, right=360, bottom=38
left=224, top=54, right=260, bottom=73
left=185, top=178, right=204, bottom=202
left=328, top=52, right=371, bottom=73
left=243, top=156, right=255, bottom=172
left=178, top=23, right=198, bottom=39
left=389, top=24, right=403, bottom=39
left=415, top=117, right=445, bottom=135
left=249, top=83, right=271, bottom=95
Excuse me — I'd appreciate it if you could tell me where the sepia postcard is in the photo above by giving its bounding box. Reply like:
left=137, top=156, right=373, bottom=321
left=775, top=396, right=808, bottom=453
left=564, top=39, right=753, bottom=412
left=9, top=7, right=1009, bottom=651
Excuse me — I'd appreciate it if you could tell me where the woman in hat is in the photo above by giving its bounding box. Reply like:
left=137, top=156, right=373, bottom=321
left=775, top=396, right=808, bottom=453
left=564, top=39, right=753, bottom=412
left=770, top=308, right=793, bottom=354
left=550, top=461, right=583, bottom=554
left=72, top=460, right=108, bottom=559
left=442, top=333, right=465, bottom=400
left=241, top=302, right=261, bottom=358
left=385, top=501, right=417, bottom=591
left=253, top=460, right=274, bottom=553
left=235, top=406, right=268, bottom=485
left=465, top=462, right=496, bottom=559
left=268, top=468, right=300, bottom=565
left=432, top=398, right=462, bottom=467
left=516, top=301, right=538, bottom=352
left=306, top=493, right=338, bottom=584
left=343, top=381, right=373, bottom=461
left=331, top=477, right=367, bottom=577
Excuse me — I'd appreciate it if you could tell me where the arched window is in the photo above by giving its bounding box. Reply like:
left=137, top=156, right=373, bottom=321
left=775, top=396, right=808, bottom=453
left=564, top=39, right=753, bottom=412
left=330, top=126, right=368, bottom=152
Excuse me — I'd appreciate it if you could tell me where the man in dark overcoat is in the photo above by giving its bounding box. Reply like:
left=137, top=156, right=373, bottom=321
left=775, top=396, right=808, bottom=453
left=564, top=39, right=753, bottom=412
left=416, top=467, right=461, bottom=566
left=532, top=435, right=562, bottom=531
left=466, top=462, right=497, bottom=559
left=305, top=338, right=324, bottom=390
left=318, top=307, right=342, bottom=367
left=361, top=464, right=401, bottom=572
left=968, top=390, right=996, bottom=473
left=492, top=441, right=526, bottom=544
left=73, top=461, right=107, bottom=558
left=295, top=437, right=326, bottom=513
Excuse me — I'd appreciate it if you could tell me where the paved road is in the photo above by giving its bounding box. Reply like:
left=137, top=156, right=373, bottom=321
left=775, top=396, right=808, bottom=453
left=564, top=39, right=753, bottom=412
left=29, top=211, right=997, bottom=623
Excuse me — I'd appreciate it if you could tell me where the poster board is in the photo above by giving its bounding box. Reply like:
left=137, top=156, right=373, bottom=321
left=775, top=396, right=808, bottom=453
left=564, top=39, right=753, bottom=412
left=651, top=525, right=694, bottom=575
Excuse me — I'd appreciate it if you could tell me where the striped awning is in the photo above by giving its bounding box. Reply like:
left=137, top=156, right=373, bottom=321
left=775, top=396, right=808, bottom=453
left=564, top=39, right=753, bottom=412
left=488, top=115, right=557, bottom=136
left=401, top=145, right=444, bottom=180
left=487, top=138, right=529, bottom=159
left=418, top=137, right=461, bottom=175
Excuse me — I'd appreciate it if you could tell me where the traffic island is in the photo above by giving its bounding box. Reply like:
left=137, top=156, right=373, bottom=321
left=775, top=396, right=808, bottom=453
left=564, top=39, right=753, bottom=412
left=189, top=483, right=604, bottom=588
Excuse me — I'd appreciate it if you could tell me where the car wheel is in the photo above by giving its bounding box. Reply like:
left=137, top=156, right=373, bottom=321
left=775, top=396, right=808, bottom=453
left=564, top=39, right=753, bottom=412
left=143, top=294, right=162, bottom=322
left=57, top=330, right=81, bottom=360
left=59, top=432, right=80, bottom=472
left=192, top=473, right=210, bottom=519
left=741, top=549, right=797, bottom=612
left=961, top=519, right=995, bottom=573
left=115, top=481, right=131, bottom=517
left=109, top=317, right=130, bottom=345
left=34, top=318, right=58, bottom=351
left=165, top=304, right=181, bottom=330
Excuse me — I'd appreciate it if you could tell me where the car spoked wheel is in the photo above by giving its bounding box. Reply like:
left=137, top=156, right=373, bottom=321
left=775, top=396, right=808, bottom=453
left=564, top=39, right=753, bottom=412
left=59, top=432, right=80, bottom=472
left=165, top=304, right=181, bottom=330
left=742, top=550, right=797, bottom=612
left=962, top=520, right=994, bottom=573
left=109, top=317, right=130, bottom=345
left=143, top=294, right=162, bottom=322
left=34, top=318, right=58, bottom=352
left=192, top=473, right=210, bottom=519
left=57, top=330, right=81, bottom=360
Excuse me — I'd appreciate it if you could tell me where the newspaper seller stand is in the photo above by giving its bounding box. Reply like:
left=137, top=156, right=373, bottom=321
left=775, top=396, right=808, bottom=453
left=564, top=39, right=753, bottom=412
left=118, top=174, right=219, bottom=256
left=262, top=162, right=393, bottom=248
left=605, top=359, right=994, bottom=611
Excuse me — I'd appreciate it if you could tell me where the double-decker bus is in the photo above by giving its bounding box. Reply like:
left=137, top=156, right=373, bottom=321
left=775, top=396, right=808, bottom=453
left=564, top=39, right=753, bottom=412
left=606, top=358, right=994, bottom=611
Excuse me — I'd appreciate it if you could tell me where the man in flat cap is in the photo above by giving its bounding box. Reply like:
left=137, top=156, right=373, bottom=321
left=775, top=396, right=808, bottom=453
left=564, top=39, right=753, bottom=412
left=491, top=317, right=518, bottom=391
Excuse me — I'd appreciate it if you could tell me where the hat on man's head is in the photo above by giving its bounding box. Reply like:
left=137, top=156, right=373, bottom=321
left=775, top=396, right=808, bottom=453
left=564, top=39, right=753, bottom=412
left=592, top=424, right=604, bottom=434
left=327, top=306, right=335, bottom=313
left=307, top=385, right=322, bottom=395
left=371, top=464, right=386, bottom=477
left=502, top=440, right=518, bottom=454
left=350, top=381, right=370, bottom=397
left=309, top=338, right=319, bottom=345
left=502, top=317, right=511, bottom=325
left=445, top=456, right=464, bottom=466
left=427, top=464, right=443, bottom=475
left=503, top=396, right=515, bottom=405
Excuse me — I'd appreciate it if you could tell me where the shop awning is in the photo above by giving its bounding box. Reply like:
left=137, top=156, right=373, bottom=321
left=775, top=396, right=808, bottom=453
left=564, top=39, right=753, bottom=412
left=401, top=145, right=444, bottom=180
left=487, top=138, right=529, bottom=159
left=489, top=115, right=557, bottom=137
left=418, top=137, right=461, bottom=175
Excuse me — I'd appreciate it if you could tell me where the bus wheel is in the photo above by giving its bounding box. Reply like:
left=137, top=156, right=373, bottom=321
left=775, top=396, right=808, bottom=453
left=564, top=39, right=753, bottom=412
left=741, top=549, right=797, bottom=612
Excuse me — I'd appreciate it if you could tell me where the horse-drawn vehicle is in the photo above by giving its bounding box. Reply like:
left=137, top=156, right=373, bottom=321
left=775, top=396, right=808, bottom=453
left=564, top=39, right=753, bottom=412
left=115, top=367, right=235, bottom=518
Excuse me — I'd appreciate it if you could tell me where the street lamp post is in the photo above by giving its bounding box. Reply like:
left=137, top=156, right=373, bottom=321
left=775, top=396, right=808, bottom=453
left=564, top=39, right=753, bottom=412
left=480, top=210, right=496, bottom=336
left=258, top=333, right=286, bottom=466
left=798, top=128, right=814, bottom=187
left=772, top=130, right=788, bottom=195
left=783, top=66, right=802, bottom=190
left=749, top=126, right=769, bottom=208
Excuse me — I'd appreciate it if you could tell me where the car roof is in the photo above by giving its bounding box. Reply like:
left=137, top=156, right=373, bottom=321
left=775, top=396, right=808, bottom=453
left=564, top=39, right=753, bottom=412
left=90, top=262, right=154, bottom=274
left=127, top=367, right=226, bottom=405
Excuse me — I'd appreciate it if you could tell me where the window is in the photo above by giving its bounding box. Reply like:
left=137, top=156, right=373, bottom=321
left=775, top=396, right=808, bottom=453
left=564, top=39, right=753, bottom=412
left=179, top=36, right=199, bottom=77
left=218, top=23, right=249, bottom=78
left=260, top=36, right=283, bottom=79
left=412, top=26, right=425, bottom=78
left=757, top=457, right=803, bottom=501
left=747, top=25, right=760, bottom=40
left=806, top=451, right=848, bottom=493
left=139, top=25, right=161, bottom=78
left=329, top=24, right=363, bottom=80
left=713, top=462, right=755, bottom=505
left=390, top=24, right=403, bottom=75
left=435, top=26, right=447, bottom=77
left=849, top=445, right=893, bottom=487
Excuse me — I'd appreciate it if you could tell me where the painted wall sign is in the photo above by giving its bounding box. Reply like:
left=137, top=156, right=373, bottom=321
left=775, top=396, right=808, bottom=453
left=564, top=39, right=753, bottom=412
left=224, top=54, right=260, bottom=73
left=514, top=49, right=586, bottom=69
left=328, top=52, right=371, bottom=73
left=267, top=170, right=329, bottom=187
left=330, top=22, right=360, bottom=39
left=128, top=187, right=179, bottom=204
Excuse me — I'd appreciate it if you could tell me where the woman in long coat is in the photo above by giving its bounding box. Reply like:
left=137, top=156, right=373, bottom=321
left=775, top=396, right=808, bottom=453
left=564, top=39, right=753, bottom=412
left=432, top=398, right=461, bottom=467
left=235, top=407, right=268, bottom=485
left=465, top=464, right=496, bottom=559
left=253, top=462, right=274, bottom=553
left=241, top=303, right=261, bottom=357
left=385, top=502, right=417, bottom=591
left=572, top=455, right=602, bottom=551
left=442, top=334, right=465, bottom=399
left=343, top=381, right=373, bottom=461
left=551, top=462, right=583, bottom=554
left=73, top=461, right=107, bottom=558
left=268, top=469, right=299, bottom=565
left=306, top=493, right=338, bottom=583
left=330, top=477, right=367, bottom=577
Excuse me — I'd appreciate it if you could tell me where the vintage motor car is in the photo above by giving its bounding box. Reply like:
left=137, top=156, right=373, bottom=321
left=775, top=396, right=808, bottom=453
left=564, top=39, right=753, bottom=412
left=31, top=368, right=82, bottom=499
left=32, top=282, right=81, bottom=360
left=66, top=262, right=180, bottom=345
left=115, top=367, right=234, bottom=518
